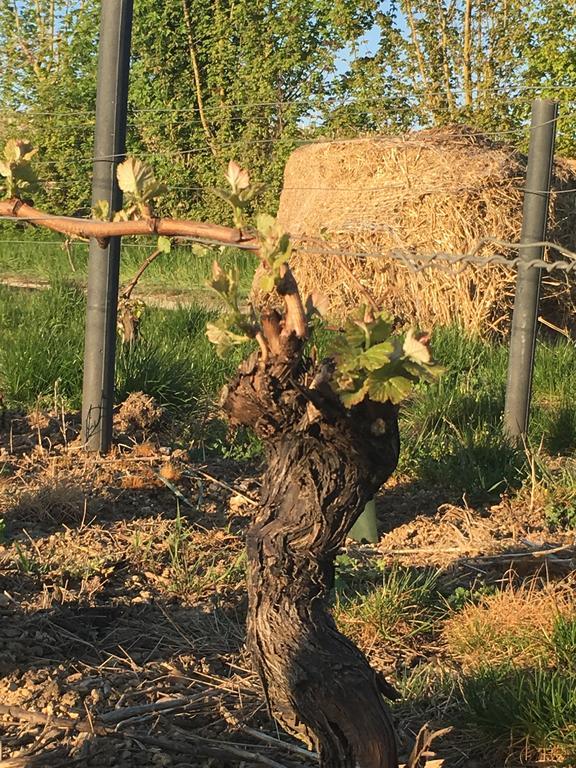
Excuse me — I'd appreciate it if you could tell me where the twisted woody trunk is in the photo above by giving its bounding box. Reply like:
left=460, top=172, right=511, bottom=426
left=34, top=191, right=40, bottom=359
left=222, top=266, right=400, bottom=768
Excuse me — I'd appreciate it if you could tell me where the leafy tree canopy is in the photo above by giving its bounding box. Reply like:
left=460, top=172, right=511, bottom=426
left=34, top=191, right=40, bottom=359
left=1, top=1, right=575, bottom=217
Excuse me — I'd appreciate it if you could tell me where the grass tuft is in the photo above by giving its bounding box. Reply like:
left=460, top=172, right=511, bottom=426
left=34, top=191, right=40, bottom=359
left=334, top=563, right=443, bottom=653
left=164, top=508, right=247, bottom=598
left=460, top=665, right=576, bottom=759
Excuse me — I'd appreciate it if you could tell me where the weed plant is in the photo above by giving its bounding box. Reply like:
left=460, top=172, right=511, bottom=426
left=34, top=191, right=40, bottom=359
left=529, top=454, right=576, bottom=530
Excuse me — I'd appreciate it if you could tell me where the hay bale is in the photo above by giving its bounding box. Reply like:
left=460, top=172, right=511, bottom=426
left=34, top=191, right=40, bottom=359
left=277, top=127, right=576, bottom=334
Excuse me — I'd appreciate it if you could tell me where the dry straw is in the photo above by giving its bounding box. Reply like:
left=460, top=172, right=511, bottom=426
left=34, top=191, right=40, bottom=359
left=442, top=578, right=575, bottom=671
left=278, top=126, right=576, bottom=335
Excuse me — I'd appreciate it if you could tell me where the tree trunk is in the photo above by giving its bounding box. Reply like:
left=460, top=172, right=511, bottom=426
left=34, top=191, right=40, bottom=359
left=222, top=340, right=401, bottom=768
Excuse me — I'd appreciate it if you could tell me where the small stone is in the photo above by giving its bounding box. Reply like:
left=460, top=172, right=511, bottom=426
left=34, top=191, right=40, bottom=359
left=151, top=752, right=172, bottom=766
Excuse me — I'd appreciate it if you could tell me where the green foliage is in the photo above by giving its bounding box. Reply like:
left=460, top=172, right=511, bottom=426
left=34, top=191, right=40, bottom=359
left=204, top=426, right=263, bottom=462
left=205, top=261, right=257, bottom=357
left=329, top=309, right=442, bottom=407
left=205, top=171, right=297, bottom=358
left=530, top=456, right=576, bottom=531
left=126, top=0, right=383, bottom=220
left=3, top=1, right=576, bottom=219
left=14, top=542, right=47, bottom=576
left=523, top=1, right=576, bottom=153
left=0, top=1, right=99, bottom=211
left=0, top=139, right=38, bottom=199
left=444, top=583, right=497, bottom=612
left=156, top=235, right=172, bottom=254
left=0, top=231, right=255, bottom=294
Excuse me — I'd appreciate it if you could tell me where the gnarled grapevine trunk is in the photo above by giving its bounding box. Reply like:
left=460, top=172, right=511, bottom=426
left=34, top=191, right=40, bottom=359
left=223, top=325, right=401, bottom=768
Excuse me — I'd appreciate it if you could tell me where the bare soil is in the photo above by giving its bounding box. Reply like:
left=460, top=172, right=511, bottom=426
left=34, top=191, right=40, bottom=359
left=1, top=401, right=574, bottom=767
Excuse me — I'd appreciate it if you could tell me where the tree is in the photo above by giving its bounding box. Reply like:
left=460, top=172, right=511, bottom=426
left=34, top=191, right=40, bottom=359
left=523, top=1, right=576, bottom=154
left=3, top=1, right=576, bottom=223
left=372, top=0, right=527, bottom=130
left=0, top=1, right=99, bottom=212
left=0, top=1, right=389, bottom=219
left=328, top=1, right=576, bottom=142
left=128, top=0, right=387, bottom=219
left=1, top=145, right=444, bottom=767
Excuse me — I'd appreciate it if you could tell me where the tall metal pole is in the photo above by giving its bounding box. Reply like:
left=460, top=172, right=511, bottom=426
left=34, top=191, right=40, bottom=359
left=81, top=1, right=133, bottom=452
left=504, top=99, right=558, bottom=442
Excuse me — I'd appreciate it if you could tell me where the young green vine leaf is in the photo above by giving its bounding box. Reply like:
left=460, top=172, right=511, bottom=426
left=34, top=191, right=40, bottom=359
left=115, top=157, right=166, bottom=219
left=212, top=160, right=264, bottom=228
left=206, top=260, right=257, bottom=357
left=329, top=310, right=443, bottom=407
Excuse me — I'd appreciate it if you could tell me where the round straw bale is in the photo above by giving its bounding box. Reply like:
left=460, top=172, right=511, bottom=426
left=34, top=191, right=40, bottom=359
left=277, top=127, right=576, bottom=335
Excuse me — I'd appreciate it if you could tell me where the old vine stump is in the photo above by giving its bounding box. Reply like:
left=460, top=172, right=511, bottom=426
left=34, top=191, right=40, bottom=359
left=223, top=330, right=401, bottom=768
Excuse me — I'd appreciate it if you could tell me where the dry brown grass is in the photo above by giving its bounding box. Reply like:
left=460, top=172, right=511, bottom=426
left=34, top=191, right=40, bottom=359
left=278, top=127, right=576, bottom=334
left=6, top=480, right=90, bottom=526
left=443, top=577, right=575, bottom=671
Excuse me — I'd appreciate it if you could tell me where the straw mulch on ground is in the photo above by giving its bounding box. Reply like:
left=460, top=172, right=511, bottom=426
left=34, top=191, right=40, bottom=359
left=278, top=126, right=576, bottom=334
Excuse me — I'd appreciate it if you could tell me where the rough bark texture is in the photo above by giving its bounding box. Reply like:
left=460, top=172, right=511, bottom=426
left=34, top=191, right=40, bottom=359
left=222, top=328, right=401, bottom=768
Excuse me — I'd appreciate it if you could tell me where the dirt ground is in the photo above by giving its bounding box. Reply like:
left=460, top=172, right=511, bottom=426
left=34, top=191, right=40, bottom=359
left=1, top=397, right=574, bottom=768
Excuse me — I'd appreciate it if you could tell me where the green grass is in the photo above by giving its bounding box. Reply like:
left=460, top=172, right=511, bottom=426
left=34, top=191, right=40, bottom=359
left=530, top=453, right=576, bottom=530
left=0, top=229, right=256, bottom=295
left=460, top=665, right=576, bottom=758
left=0, top=281, right=86, bottom=408
left=551, top=613, right=576, bottom=672
left=165, top=506, right=247, bottom=597
left=399, top=325, right=576, bottom=498
left=361, top=575, right=576, bottom=764
left=332, top=559, right=576, bottom=762
left=334, top=561, right=444, bottom=651
left=0, top=281, right=250, bottom=416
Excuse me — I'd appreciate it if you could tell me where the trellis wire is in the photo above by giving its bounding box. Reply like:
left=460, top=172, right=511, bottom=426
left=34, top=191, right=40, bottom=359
left=293, top=237, right=576, bottom=274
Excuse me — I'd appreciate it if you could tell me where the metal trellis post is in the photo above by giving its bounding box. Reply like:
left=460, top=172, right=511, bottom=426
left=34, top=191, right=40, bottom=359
left=81, top=0, right=133, bottom=453
left=504, top=99, right=558, bottom=443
